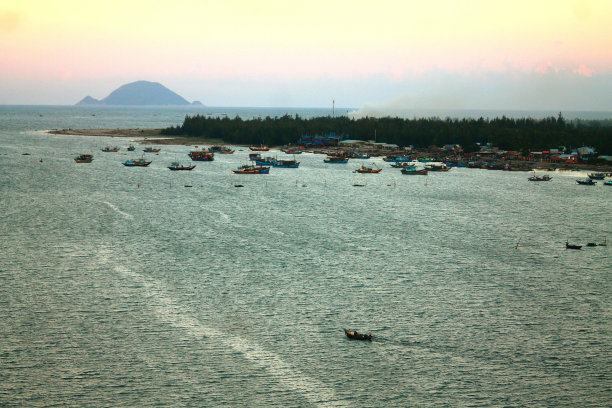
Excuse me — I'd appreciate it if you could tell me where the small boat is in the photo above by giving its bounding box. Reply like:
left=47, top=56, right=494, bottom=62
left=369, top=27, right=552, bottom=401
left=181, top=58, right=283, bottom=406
left=249, top=153, right=262, bottom=161
left=401, top=167, right=429, bottom=175
left=576, top=179, right=596, bottom=185
left=324, top=156, right=348, bottom=163
left=343, top=329, right=372, bottom=341
left=232, top=164, right=270, bottom=174
left=272, top=159, right=300, bottom=168
left=604, top=180, right=612, bottom=186
left=528, top=174, right=552, bottom=181
left=143, top=147, right=160, bottom=153
left=587, top=173, right=605, bottom=180
left=123, top=157, right=152, bottom=167
left=101, top=146, right=119, bottom=152
left=74, top=154, right=93, bottom=163
left=249, top=145, right=269, bottom=151
left=566, top=241, right=582, bottom=250
left=127, top=145, right=135, bottom=151
left=168, top=161, right=196, bottom=171
left=354, top=164, right=381, bottom=173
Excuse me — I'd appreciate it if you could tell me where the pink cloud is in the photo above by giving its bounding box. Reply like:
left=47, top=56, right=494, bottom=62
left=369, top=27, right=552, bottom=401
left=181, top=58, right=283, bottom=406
left=573, top=63, right=594, bottom=77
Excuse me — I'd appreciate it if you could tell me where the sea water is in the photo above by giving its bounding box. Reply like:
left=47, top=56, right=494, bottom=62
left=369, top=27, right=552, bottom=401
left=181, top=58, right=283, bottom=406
left=0, top=106, right=610, bottom=407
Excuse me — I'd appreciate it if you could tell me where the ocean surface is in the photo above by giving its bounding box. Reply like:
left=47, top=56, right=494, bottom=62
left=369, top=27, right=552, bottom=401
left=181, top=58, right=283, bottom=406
left=0, top=106, right=610, bottom=407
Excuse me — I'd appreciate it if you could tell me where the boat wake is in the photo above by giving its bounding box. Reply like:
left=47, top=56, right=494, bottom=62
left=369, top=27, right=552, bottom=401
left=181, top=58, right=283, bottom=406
left=102, top=201, right=133, bottom=219
left=105, top=256, right=346, bottom=407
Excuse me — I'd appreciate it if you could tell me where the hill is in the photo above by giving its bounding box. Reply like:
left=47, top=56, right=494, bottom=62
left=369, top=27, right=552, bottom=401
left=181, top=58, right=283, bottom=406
left=75, top=81, right=194, bottom=106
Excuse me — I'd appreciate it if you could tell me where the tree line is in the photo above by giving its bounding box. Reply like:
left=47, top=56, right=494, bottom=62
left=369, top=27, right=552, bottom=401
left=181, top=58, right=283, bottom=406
left=161, top=114, right=612, bottom=154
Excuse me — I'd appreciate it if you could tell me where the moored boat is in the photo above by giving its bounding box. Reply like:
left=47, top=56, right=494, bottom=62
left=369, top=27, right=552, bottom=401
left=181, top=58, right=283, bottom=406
left=127, top=145, right=135, bottom=151
left=74, top=154, right=93, bottom=163
left=101, top=146, right=119, bottom=152
left=354, top=164, right=381, bottom=173
left=588, top=173, right=605, bottom=180
left=343, top=329, right=372, bottom=341
left=401, top=167, right=428, bottom=175
left=255, top=156, right=277, bottom=166
left=426, top=163, right=450, bottom=171
left=188, top=150, right=214, bottom=161
left=168, top=161, right=196, bottom=171
left=324, top=156, right=349, bottom=163
left=566, top=241, right=582, bottom=250
left=576, top=179, right=596, bottom=185
left=272, top=159, right=300, bottom=168
left=528, top=173, right=552, bottom=181
left=249, top=145, right=269, bottom=151
left=123, top=157, right=152, bottom=167
left=209, top=145, right=235, bottom=154
left=143, top=147, right=160, bottom=153
left=232, top=164, right=270, bottom=174
left=604, top=180, right=612, bottom=186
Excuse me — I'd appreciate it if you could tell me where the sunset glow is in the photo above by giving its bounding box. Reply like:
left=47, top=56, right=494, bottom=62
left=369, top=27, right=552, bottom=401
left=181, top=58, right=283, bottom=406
left=1, top=0, right=611, bottom=107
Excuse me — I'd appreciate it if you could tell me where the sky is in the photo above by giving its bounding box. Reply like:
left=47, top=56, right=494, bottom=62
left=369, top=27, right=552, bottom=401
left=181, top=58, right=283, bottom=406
left=1, top=0, right=611, bottom=112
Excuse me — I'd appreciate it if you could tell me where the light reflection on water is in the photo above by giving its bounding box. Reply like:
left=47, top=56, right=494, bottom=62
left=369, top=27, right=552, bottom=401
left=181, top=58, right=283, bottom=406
left=0, top=109, right=610, bottom=407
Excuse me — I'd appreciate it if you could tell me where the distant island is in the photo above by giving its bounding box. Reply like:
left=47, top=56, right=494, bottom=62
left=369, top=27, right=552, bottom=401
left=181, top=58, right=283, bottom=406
left=75, top=80, right=202, bottom=106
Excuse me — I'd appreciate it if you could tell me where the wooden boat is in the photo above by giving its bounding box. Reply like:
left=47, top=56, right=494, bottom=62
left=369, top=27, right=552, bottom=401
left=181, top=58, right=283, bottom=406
left=401, top=167, right=428, bottom=175
left=74, top=154, right=93, bottom=163
left=188, top=150, right=214, bottom=161
left=354, top=164, right=381, bottom=173
left=101, top=146, right=119, bottom=152
left=232, top=164, right=270, bottom=174
left=604, top=180, right=612, bottom=186
left=324, top=156, right=348, bottom=163
left=588, top=173, right=605, bottom=180
left=566, top=241, right=582, bottom=250
left=143, top=147, right=160, bottom=153
left=249, top=145, right=269, bottom=151
left=272, top=159, right=300, bottom=168
left=427, top=163, right=450, bottom=172
left=576, top=179, right=596, bottom=185
left=528, top=174, right=552, bottom=181
left=123, top=157, right=152, bottom=167
left=209, top=145, right=235, bottom=154
left=127, top=145, right=135, bottom=151
left=255, top=156, right=277, bottom=166
left=344, top=329, right=372, bottom=341
left=168, top=162, right=196, bottom=171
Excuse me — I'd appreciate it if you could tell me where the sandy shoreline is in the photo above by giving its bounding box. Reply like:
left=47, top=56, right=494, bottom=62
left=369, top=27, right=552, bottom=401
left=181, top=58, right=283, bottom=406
left=47, top=128, right=222, bottom=145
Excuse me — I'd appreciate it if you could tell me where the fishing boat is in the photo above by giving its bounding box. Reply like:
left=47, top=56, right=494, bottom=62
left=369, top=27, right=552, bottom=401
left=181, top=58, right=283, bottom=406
left=123, top=157, right=152, bottom=167
left=272, top=159, right=300, bottom=168
left=167, top=161, right=196, bottom=171
left=604, top=180, right=612, bottom=186
left=249, top=153, right=262, bottom=161
left=354, top=164, right=381, bottom=173
left=576, top=179, right=596, bottom=185
left=401, top=167, right=429, bottom=175
left=353, top=152, right=371, bottom=159
left=143, top=147, right=160, bottom=153
left=282, top=148, right=303, bottom=154
left=127, top=145, right=135, bottom=151
left=324, top=156, right=349, bottom=163
left=426, top=163, right=450, bottom=172
left=188, top=150, right=214, bottom=161
left=343, top=329, right=372, bottom=341
left=232, top=164, right=270, bottom=174
left=74, top=154, right=93, bottom=163
left=209, top=145, right=234, bottom=154
left=528, top=173, right=552, bottom=181
left=255, top=156, right=277, bottom=166
left=249, top=145, right=269, bottom=151
left=566, top=241, right=582, bottom=250
left=587, top=173, right=605, bottom=180
left=101, top=146, right=119, bottom=152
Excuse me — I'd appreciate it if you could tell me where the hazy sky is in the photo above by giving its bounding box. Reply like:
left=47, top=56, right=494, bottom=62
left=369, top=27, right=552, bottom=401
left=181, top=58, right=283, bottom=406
left=1, top=0, right=611, bottom=112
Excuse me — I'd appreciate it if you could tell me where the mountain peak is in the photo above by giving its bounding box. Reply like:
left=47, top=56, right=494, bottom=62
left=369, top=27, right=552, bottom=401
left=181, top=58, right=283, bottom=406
left=75, top=81, right=194, bottom=106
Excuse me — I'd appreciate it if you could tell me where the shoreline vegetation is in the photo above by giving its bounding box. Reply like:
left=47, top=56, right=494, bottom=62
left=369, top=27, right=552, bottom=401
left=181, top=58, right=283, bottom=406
left=47, top=114, right=612, bottom=171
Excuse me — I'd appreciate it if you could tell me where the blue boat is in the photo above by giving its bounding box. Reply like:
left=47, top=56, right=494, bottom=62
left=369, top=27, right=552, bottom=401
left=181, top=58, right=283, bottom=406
left=123, top=157, right=151, bottom=167
left=576, top=179, right=596, bottom=185
left=272, top=159, right=300, bottom=168
left=588, top=173, right=605, bottom=180
left=255, top=157, right=277, bottom=166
